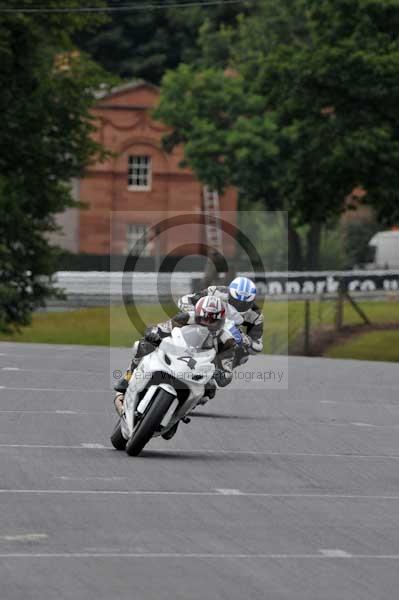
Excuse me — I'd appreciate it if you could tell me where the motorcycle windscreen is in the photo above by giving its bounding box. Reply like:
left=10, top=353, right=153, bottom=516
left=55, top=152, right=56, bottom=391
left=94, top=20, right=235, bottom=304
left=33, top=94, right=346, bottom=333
left=180, top=325, right=212, bottom=350
left=160, top=325, right=212, bottom=355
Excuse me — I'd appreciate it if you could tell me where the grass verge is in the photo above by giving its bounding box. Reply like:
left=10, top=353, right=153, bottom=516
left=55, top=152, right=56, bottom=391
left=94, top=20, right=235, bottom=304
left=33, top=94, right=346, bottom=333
left=0, top=299, right=397, bottom=360
left=0, top=303, right=288, bottom=352
left=325, top=328, right=399, bottom=362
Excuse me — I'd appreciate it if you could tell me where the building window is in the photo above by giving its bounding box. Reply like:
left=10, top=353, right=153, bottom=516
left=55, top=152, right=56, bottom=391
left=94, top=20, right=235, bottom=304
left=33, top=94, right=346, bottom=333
left=126, top=223, right=150, bottom=256
left=128, top=155, right=151, bottom=190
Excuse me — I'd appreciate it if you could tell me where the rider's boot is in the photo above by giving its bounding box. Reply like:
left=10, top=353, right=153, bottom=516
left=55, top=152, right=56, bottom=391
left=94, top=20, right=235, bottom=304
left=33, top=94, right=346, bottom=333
left=113, top=338, right=144, bottom=395
left=112, top=339, right=157, bottom=413
left=113, top=368, right=134, bottom=416
left=233, top=346, right=249, bottom=369
left=114, top=339, right=157, bottom=394
left=197, top=378, right=217, bottom=406
left=114, top=369, right=132, bottom=393
left=114, top=392, right=125, bottom=416
left=161, top=422, right=179, bottom=440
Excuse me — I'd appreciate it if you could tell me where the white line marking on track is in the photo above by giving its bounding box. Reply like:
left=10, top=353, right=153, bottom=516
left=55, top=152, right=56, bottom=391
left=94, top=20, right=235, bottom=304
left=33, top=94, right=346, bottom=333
left=324, top=421, right=399, bottom=429
left=0, top=534, right=48, bottom=542
left=155, top=448, right=399, bottom=460
left=56, top=476, right=127, bottom=481
left=303, top=382, right=399, bottom=392
left=1, top=443, right=399, bottom=461
left=0, top=351, right=102, bottom=361
left=2, top=366, right=103, bottom=375
left=155, top=447, right=399, bottom=461
left=351, top=422, right=399, bottom=429
left=0, top=385, right=398, bottom=398
left=215, top=489, right=243, bottom=495
left=0, top=444, right=103, bottom=449
left=0, top=444, right=109, bottom=450
left=81, top=443, right=106, bottom=449
left=83, top=547, right=123, bottom=553
left=320, top=549, right=352, bottom=557
left=0, top=387, right=109, bottom=393
left=0, top=410, right=104, bottom=415
left=1, top=489, right=399, bottom=500
left=0, top=552, right=399, bottom=560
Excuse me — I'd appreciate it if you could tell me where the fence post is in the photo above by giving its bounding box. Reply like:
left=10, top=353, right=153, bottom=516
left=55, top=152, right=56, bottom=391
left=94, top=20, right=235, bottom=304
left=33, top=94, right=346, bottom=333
left=318, top=294, right=323, bottom=327
left=335, top=279, right=344, bottom=331
left=154, top=225, right=161, bottom=274
left=271, top=333, right=277, bottom=355
left=304, top=299, right=311, bottom=356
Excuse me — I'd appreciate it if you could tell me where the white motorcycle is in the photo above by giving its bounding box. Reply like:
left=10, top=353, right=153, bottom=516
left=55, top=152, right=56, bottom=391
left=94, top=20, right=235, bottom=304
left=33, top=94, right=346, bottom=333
left=110, top=325, right=216, bottom=456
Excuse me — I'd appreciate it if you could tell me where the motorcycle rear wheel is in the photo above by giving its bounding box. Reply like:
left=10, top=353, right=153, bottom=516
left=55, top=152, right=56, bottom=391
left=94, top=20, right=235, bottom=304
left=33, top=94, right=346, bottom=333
left=125, top=389, right=176, bottom=456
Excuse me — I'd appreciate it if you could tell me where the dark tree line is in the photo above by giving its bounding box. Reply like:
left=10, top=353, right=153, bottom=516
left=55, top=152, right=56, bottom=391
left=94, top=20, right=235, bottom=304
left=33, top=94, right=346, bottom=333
left=76, top=0, right=254, bottom=84
left=0, top=0, right=112, bottom=330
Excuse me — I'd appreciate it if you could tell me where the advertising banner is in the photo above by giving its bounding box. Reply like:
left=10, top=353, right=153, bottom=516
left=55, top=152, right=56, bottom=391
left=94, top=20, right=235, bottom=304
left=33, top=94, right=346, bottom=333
left=254, top=271, right=399, bottom=296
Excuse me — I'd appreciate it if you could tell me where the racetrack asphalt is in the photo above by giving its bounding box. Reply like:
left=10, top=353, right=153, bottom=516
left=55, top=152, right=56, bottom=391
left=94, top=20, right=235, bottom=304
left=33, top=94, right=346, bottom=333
left=0, top=342, right=399, bottom=600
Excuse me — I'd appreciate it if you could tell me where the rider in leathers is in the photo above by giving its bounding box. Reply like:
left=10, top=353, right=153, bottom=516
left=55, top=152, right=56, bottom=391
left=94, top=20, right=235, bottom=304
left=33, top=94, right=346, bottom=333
left=178, top=276, right=263, bottom=367
left=114, top=296, right=236, bottom=411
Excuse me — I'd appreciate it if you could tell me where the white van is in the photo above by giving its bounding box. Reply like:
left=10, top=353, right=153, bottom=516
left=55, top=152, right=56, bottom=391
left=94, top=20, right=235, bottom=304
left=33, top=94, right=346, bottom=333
left=368, top=230, right=399, bottom=269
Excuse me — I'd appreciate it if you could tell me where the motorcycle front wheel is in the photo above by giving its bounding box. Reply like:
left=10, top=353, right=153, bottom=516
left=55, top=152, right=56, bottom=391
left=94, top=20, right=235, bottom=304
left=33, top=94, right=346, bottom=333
left=125, top=389, right=176, bottom=456
left=110, top=419, right=127, bottom=451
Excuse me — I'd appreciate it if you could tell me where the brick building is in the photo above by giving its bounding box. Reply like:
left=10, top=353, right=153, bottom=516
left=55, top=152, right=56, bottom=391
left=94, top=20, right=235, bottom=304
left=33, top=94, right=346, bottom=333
left=53, top=81, right=237, bottom=262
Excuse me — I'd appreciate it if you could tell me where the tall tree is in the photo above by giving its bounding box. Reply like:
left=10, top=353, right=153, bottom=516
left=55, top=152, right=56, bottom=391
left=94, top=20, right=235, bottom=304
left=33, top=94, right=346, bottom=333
left=0, top=0, right=112, bottom=330
left=156, top=0, right=399, bottom=269
left=76, top=0, right=255, bottom=84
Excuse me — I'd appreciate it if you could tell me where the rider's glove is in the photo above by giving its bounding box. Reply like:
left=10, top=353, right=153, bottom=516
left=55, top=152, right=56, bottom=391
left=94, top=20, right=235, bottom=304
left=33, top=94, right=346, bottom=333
left=177, top=295, right=195, bottom=312
left=145, top=327, right=161, bottom=345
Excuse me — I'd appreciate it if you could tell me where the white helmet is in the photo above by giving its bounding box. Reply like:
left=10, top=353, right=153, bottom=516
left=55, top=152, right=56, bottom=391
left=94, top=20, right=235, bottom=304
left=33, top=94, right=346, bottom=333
left=194, top=296, right=226, bottom=333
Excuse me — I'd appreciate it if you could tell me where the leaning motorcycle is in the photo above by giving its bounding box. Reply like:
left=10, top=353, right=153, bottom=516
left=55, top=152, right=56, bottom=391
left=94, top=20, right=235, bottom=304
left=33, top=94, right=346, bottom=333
left=110, top=325, right=216, bottom=456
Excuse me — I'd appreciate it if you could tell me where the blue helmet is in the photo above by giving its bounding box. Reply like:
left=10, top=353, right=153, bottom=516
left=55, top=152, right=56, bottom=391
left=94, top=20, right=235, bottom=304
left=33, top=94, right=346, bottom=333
left=228, top=277, right=256, bottom=312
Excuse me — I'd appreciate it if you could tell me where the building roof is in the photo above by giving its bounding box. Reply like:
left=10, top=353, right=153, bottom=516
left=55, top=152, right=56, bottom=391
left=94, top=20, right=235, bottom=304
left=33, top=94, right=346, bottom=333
left=94, top=80, right=159, bottom=101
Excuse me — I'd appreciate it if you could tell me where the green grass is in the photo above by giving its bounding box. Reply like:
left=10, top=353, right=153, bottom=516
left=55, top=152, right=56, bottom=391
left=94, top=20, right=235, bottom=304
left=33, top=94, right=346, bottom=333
left=289, top=299, right=399, bottom=329
left=325, top=329, right=399, bottom=362
left=0, top=299, right=398, bottom=359
left=0, top=305, right=175, bottom=347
